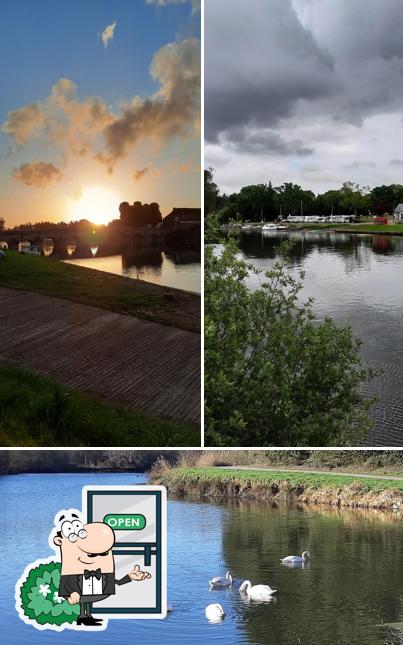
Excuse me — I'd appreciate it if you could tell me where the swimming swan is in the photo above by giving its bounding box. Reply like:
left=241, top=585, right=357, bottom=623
left=239, top=580, right=277, bottom=600
left=209, top=571, right=233, bottom=588
left=280, top=551, right=311, bottom=564
left=205, top=603, right=226, bottom=621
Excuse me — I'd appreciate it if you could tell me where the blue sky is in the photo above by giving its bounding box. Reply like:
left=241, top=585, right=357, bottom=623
left=0, top=0, right=200, bottom=225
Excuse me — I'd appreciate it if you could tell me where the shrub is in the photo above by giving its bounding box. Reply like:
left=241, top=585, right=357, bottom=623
left=205, top=238, right=375, bottom=446
left=19, top=561, right=80, bottom=626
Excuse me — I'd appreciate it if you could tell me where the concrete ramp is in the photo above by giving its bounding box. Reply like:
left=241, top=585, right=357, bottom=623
left=0, top=287, right=200, bottom=426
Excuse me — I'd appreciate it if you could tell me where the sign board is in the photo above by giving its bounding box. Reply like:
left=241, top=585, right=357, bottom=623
left=82, top=485, right=167, bottom=619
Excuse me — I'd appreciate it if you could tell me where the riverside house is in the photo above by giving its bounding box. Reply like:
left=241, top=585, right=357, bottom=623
left=393, top=203, right=403, bottom=222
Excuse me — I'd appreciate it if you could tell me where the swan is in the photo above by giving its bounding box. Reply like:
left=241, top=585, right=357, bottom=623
left=205, top=603, right=226, bottom=621
left=209, top=571, right=233, bottom=588
left=280, top=551, right=311, bottom=564
left=239, top=580, right=277, bottom=600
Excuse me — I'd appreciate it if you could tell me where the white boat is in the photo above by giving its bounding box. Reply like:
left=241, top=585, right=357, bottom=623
left=20, top=244, right=41, bottom=256
left=262, top=223, right=278, bottom=230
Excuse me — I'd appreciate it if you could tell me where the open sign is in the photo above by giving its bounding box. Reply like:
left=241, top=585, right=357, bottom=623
left=104, top=514, right=146, bottom=530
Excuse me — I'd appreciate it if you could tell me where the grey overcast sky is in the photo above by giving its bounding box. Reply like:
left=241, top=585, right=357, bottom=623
left=205, top=0, right=403, bottom=194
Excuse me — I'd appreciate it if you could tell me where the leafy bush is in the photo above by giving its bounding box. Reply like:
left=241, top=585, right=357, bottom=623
left=205, top=238, right=375, bottom=446
left=19, top=561, right=80, bottom=626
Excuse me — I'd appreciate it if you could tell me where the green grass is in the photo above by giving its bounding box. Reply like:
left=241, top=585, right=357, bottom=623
left=0, top=251, right=200, bottom=332
left=0, top=364, right=199, bottom=447
left=161, top=467, right=403, bottom=492
left=295, top=223, right=403, bottom=234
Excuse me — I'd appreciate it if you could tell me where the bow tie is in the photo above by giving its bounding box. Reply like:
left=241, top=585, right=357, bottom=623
left=84, top=568, right=102, bottom=580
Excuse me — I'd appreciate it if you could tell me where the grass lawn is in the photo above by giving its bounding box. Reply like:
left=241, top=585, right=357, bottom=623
left=296, top=223, right=403, bottom=234
left=0, top=251, right=200, bottom=332
left=0, top=364, right=199, bottom=447
left=161, top=467, right=403, bottom=492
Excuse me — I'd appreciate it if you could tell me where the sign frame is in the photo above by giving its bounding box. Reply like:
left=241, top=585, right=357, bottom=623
left=82, top=485, right=167, bottom=620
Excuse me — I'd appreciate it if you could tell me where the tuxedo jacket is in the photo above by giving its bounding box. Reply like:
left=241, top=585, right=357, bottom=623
left=59, top=572, right=131, bottom=598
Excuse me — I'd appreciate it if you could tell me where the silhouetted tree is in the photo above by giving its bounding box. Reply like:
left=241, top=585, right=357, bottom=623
left=119, top=201, right=162, bottom=227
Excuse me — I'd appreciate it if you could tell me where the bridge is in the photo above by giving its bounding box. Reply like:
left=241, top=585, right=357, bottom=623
left=0, top=223, right=199, bottom=256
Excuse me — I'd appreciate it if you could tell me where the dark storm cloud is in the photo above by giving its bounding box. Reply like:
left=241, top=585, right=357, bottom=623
left=292, top=0, right=403, bottom=125
left=205, top=0, right=403, bottom=172
left=205, top=0, right=337, bottom=143
left=222, top=126, right=313, bottom=157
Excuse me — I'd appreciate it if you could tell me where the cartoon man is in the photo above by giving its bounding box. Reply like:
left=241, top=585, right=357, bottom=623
left=53, top=512, right=151, bottom=627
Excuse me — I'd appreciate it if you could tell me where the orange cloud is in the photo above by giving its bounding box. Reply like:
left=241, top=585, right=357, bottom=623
left=99, top=37, right=201, bottom=167
left=2, top=103, right=44, bottom=144
left=133, top=167, right=149, bottom=181
left=12, top=162, right=62, bottom=188
left=1, top=37, right=200, bottom=175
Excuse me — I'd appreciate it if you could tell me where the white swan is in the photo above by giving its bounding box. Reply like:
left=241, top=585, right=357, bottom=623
left=239, top=580, right=277, bottom=600
left=280, top=551, right=311, bottom=564
left=205, top=603, right=226, bottom=621
left=209, top=571, right=233, bottom=588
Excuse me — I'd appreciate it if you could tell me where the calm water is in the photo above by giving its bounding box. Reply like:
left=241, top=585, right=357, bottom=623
left=64, top=251, right=201, bottom=294
left=238, top=230, right=403, bottom=446
left=3, top=472, right=403, bottom=645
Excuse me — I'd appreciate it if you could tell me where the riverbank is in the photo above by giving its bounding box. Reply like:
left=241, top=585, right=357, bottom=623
left=152, top=467, right=403, bottom=509
left=0, top=251, right=200, bottom=332
left=0, top=449, right=178, bottom=474
left=288, top=223, right=403, bottom=236
left=0, top=364, right=198, bottom=447
left=225, top=222, right=403, bottom=236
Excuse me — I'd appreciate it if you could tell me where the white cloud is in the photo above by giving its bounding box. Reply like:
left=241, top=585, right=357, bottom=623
left=101, top=21, right=117, bottom=48
left=146, top=0, right=200, bottom=12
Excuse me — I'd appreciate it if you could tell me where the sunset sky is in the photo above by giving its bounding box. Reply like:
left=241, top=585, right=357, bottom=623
left=0, top=0, right=200, bottom=227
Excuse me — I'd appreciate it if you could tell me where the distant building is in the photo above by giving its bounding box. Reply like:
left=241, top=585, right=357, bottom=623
left=394, top=203, right=403, bottom=222
left=162, top=207, right=201, bottom=228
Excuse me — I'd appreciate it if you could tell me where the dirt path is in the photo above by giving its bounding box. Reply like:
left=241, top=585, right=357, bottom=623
left=218, top=466, right=403, bottom=481
left=0, top=287, right=200, bottom=425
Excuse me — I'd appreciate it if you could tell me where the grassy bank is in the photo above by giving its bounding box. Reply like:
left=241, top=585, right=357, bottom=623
left=166, top=449, right=403, bottom=475
left=152, top=466, right=403, bottom=509
left=0, top=364, right=198, bottom=447
left=0, top=251, right=200, bottom=332
left=289, top=223, right=403, bottom=235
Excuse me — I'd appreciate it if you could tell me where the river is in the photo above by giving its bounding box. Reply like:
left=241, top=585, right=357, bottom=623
left=237, top=230, right=403, bottom=446
left=64, top=251, right=201, bottom=294
left=2, top=472, right=403, bottom=644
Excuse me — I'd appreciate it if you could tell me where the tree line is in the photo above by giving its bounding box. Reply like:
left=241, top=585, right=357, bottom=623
left=205, top=168, right=403, bottom=222
left=0, top=200, right=163, bottom=232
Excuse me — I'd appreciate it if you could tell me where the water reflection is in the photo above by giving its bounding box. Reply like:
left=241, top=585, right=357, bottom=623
left=238, top=230, right=403, bottom=446
left=65, top=248, right=201, bottom=293
left=218, top=499, right=403, bottom=645
left=42, top=238, right=54, bottom=256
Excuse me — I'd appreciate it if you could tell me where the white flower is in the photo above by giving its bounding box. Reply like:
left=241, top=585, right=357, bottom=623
left=53, top=592, right=63, bottom=604
left=38, top=584, right=50, bottom=597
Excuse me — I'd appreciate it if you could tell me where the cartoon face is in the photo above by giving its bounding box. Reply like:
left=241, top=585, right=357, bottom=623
left=53, top=520, right=115, bottom=575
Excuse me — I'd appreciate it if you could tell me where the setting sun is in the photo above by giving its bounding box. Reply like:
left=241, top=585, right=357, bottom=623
left=67, top=186, right=120, bottom=225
